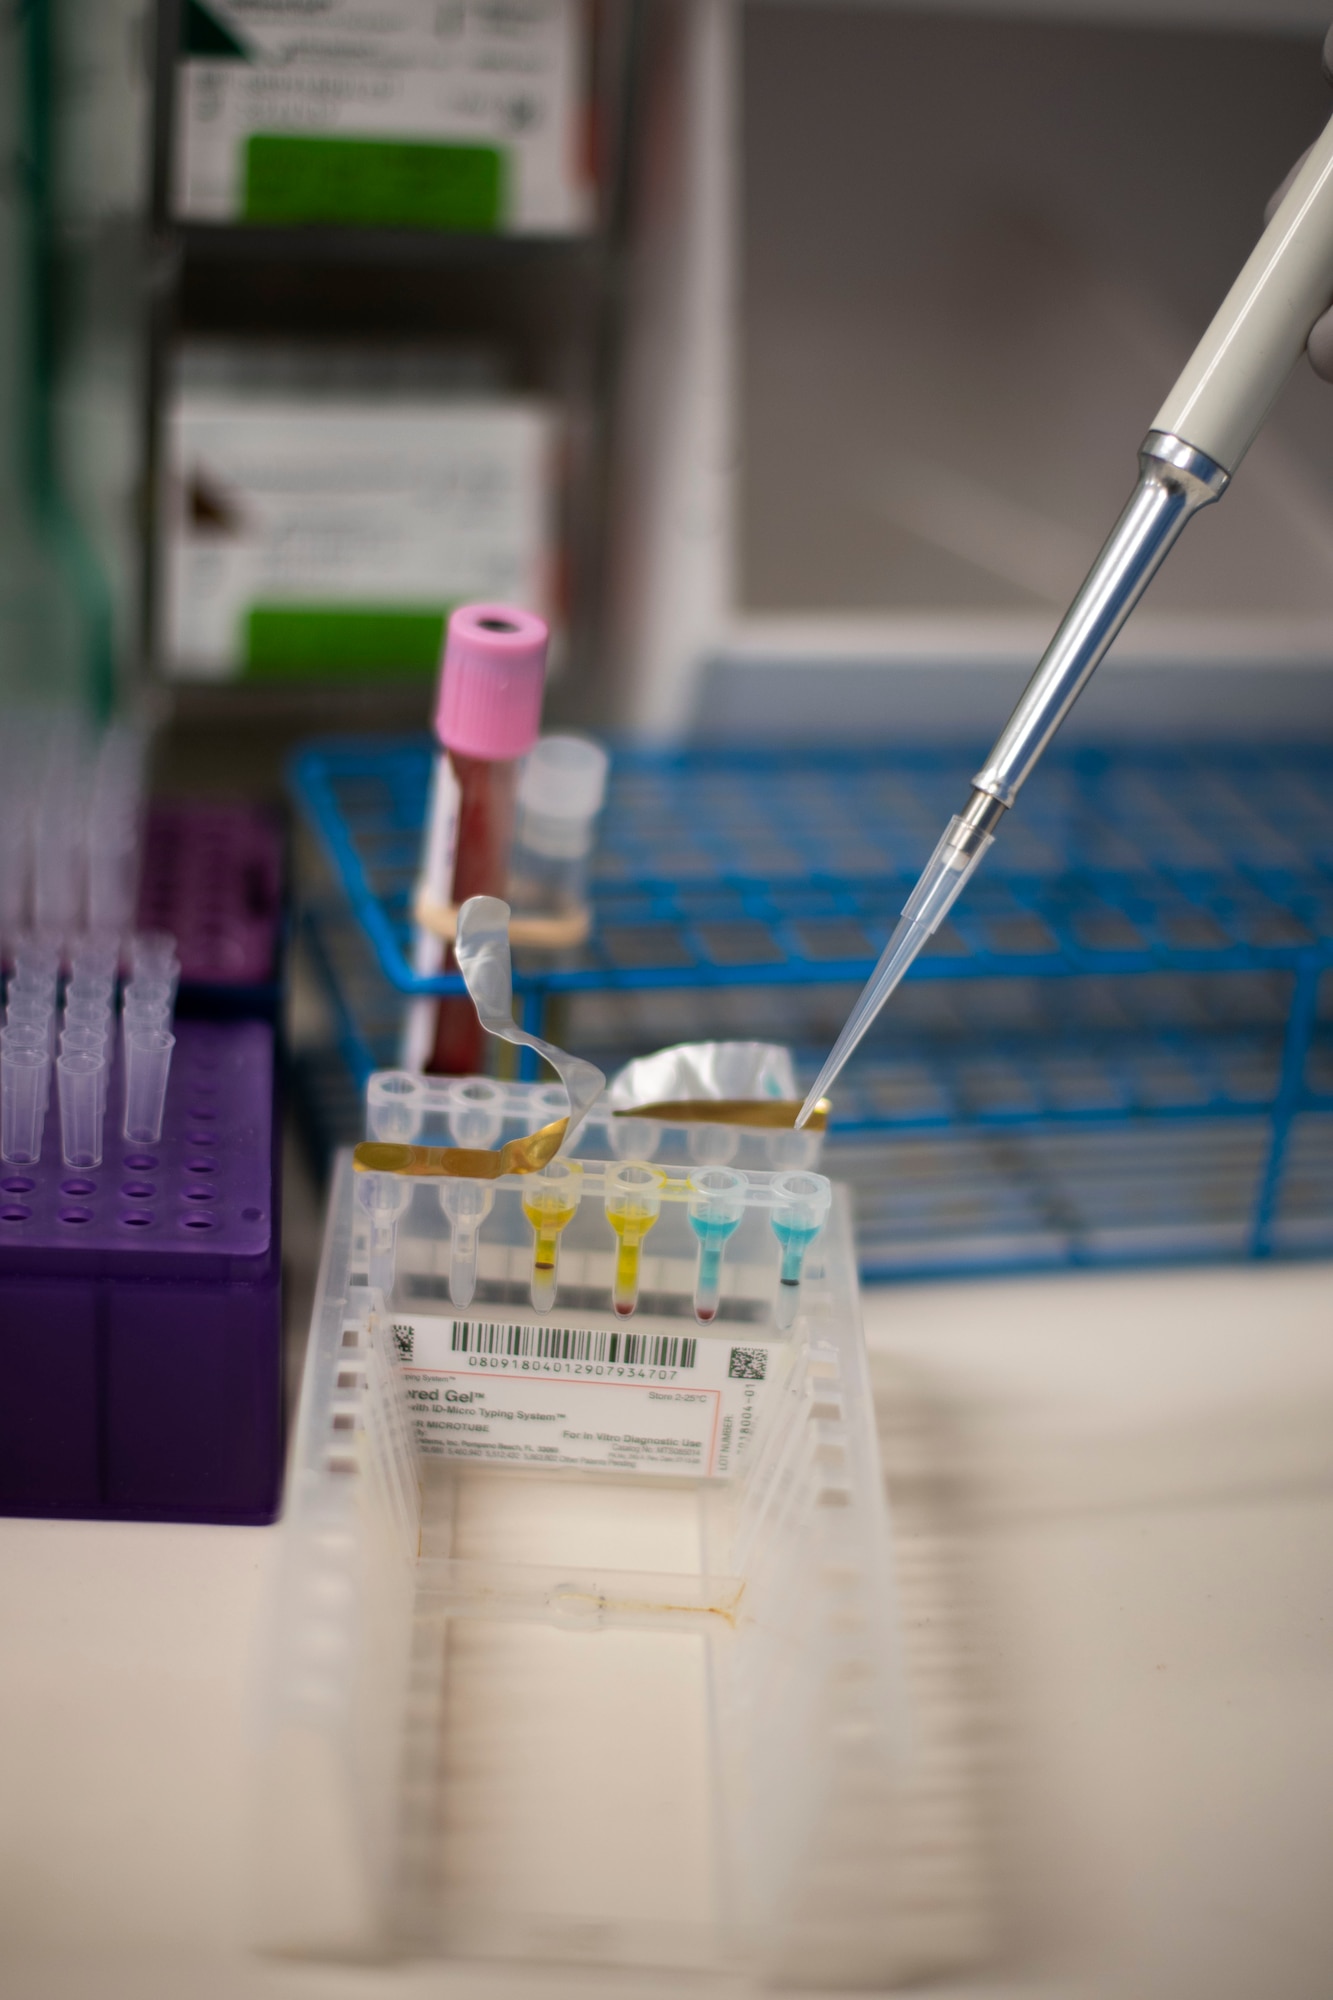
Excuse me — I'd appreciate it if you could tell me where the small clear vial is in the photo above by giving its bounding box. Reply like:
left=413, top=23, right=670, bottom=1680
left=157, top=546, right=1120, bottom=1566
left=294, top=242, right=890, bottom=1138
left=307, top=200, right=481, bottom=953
left=508, top=735, right=610, bottom=927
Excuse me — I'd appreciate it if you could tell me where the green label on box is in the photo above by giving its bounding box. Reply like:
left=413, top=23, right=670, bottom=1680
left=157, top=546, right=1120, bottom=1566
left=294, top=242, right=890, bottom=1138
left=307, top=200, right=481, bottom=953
left=243, top=605, right=451, bottom=680
left=242, top=133, right=505, bottom=231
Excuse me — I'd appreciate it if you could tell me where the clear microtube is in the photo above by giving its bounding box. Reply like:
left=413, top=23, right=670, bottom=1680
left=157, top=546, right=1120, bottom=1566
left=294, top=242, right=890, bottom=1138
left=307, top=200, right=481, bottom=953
left=366, top=1071, right=425, bottom=1145
left=122, top=1027, right=175, bottom=1146
left=446, top=1079, right=506, bottom=1152
left=604, top=1162, right=664, bottom=1319
left=57, top=1048, right=106, bottom=1168
left=687, top=1165, right=746, bottom=1324
left=769, top=1171, right=833, bottom=1332
left=354, top=1170, right=413, bottom=1300
left=2, top=1039, right=51, bottom=1164
left=439, top=1180, right=495, bottom=1310
left=521, top=1159, right=582, bottom=1313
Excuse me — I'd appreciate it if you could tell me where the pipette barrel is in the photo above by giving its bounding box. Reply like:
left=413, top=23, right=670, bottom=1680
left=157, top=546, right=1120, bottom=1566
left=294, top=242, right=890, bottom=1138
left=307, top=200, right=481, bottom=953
left=58, top=1048, right=106, bottom=1168
left=1, top=1040, right=51, bottom=1164
left=122, top=1028, right=175, bottom=1146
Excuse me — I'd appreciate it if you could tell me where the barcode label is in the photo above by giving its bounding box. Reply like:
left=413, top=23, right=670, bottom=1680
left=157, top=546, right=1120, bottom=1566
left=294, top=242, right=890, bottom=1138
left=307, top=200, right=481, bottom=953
left=389, top=1312, right=781, bottom=1477
left=449, top=1320, right=698, bottom=1371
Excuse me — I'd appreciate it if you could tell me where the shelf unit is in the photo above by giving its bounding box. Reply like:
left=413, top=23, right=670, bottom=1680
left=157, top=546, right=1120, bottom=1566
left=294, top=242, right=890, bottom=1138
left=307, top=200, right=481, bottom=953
left=38, top=0, right=646, bottom=719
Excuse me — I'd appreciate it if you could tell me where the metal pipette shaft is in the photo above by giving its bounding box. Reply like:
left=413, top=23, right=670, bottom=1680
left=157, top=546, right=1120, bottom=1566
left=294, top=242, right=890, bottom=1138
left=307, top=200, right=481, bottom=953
left=797, top=433, right=1228, bottom=1124
left=798, top=94, right=1333, bottom=1128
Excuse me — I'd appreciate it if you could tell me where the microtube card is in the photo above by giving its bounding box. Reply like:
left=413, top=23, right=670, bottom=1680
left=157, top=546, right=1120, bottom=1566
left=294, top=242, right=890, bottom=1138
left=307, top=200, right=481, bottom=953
left=769, top=1172, right=832, bottom=1331
left=687, top=1166, right=746, bottom=1324
left=604, top=1162, right=663, bottom=1319
left=521, top=1159, right=582, bottom=1312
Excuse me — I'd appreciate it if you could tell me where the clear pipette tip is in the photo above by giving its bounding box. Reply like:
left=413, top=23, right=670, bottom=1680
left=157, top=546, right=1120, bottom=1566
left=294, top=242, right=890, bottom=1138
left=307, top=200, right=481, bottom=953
left=795, top=813, right=996, bottom=1126
left=1, top=1036, right=52, bottom=1164
left=122, top=1028, right=175, bottom=1146
left=58, top=1048, right=107, bottom=1168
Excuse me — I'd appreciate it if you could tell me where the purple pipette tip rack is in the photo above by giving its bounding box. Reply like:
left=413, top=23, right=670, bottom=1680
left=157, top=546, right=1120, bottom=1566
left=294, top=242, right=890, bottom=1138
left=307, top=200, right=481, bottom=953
left=136, top=803, right=283, bottom=999
left=0, top=1020, right=282, bottom=1524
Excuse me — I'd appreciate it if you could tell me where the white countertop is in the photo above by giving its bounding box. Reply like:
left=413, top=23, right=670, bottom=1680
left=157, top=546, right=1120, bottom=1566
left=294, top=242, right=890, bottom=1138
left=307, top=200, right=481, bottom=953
left=4, top=1258, right=1333, bottom=2000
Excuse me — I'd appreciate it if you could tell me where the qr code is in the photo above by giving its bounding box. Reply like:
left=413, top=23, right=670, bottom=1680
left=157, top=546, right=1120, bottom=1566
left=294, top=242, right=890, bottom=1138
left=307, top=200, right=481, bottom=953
left=391, top=1323, right=415, bottom=1361
left=728, top=1346, right=768, bottom=1381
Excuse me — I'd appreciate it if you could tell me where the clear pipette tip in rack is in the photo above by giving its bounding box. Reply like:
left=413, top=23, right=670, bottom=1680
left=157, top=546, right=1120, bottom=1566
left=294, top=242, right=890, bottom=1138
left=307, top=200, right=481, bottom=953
left=122, top=1028, right=175, bottom=1147
left=58, top=1048, right=107, bottom=1168
left=1, top=1034, right=52, bottom=1164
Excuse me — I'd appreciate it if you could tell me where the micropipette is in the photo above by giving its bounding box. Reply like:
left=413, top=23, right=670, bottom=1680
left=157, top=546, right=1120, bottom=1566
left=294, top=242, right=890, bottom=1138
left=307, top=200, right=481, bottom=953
left=798, top=97, right=1333, bottom=1127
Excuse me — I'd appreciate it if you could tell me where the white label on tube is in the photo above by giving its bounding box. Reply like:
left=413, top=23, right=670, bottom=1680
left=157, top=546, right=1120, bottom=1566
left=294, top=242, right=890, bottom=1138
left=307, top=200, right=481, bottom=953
left=400, top=757, right=461, bottom=1069
left=418, top=756, right=461, bottom=952
left=387, top=1313, right=787, bottom=1478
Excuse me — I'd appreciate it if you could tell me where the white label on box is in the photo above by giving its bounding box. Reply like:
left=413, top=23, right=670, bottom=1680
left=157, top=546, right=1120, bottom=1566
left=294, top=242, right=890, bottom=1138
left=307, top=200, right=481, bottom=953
left=387, top=1314, right=785, bottom=1478
left=161, top=394, right=555, bottom=679
left=174, top=0, right=590, bottom=232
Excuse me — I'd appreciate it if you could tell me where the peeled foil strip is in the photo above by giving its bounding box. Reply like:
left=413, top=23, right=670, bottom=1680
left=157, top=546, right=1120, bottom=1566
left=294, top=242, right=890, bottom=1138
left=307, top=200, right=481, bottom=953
left=454, top=895, right=605, bottom=1145
left=605, top=1041, right=829, bottom=1131
left=605, top=1041, right=797, bottom=1107
left=354, top=896, right=605, bottom=1179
